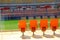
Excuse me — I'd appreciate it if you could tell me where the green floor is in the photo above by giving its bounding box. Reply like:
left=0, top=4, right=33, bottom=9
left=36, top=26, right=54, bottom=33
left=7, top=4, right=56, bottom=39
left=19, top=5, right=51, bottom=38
left=1, top=18, right=60, bottom=30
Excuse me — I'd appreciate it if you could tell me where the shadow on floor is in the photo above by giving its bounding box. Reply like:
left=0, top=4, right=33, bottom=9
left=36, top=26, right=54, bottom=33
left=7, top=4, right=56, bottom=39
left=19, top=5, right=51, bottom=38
left=44, top=34, right=54, bottom=38
left=55, top=34, right=60, bottom=37
left=33, top=34, right=42, bottom=39
left=21, top=35, right=31, bottom=39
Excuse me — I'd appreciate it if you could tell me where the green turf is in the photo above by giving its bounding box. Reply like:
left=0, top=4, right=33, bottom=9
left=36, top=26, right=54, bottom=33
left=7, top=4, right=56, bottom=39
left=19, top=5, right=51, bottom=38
left=1, top=18, right=60, bottom=30
left=4, top=20, right=18, bottom=30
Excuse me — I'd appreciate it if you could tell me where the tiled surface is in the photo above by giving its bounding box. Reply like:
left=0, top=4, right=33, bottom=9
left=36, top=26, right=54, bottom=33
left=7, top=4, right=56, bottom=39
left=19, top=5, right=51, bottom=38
left=0, top=29, right=60, bottom=40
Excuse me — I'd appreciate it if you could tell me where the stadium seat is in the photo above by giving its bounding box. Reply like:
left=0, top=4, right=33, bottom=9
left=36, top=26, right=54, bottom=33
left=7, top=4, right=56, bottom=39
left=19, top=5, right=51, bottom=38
left=15, top=0, right=23, bottom=3
left=47, top=16, right=50, bottom=18
left=26, top=6, right=32, bottom=10
left=50, top=19, right=58, bottom=30
left=57, top=4, right=60, bottom=12
left=47, top=9, right=58, bottom=14
left=18, top=20, right=26, bottom=36
left=17, top=6, right=22, bottom=8
left=24, top=0, right=33, bottom=3
left=50, top=19, right=58, bottom=35
left=4, top=15, right=8, bottom=20
left=40, top=16, right=43, bottom=19
left=26, top=6, right=31, bottom=8
left=24, top=10, right=34, bottom=17
left=54, top=15, right=57, bottom=18
left=1, top=0, right=55, bottom=3
left=1, top=6, right=10, bottom=10
left=36, top=5, right=52, bottom=15
left=47, top=9, right=58, bottom=18
left=36, top=8, right=46, bottom=16
left=30, top=20, right=37, bottom=36
left=1, top=0, right=12, bottom=3
left=0, top=0, right=1, bottom=3
left=26, top=16, right=29, bottom=19
left=40, top=19, right=48, bottom=36
left=1, top=7, right=11, bottom=13
left=36, top=5, right=40, bottom=8
left=44, top=5, right=52, bottom=8
left=0, top=8, right=2, bottom=13
left=46, top=0, right=54, bottom=2
left=36, top=0, right=45, bottom=3
left=33, top=16, right=36, bottom=19
left=36, top=0, right=54, bottom=3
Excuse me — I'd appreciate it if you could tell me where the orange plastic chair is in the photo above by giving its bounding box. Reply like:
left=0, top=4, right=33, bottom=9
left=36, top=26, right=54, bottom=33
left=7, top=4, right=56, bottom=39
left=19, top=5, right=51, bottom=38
left=40, top=19, right=48, bottom=32
left=30, top=20, right=37, bottom=36
left=18, top=20, right=26, bottom=35
left=50, top=19, right=58, bottom=35
left=40, top=19, right=48, bottom=36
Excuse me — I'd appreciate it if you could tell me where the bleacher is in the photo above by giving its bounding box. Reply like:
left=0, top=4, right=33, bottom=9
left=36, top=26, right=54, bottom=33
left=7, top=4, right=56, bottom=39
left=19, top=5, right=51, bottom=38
left=0, top=0, right=56, bottom=4
left=1, top=0, right=12, bottom=3
left=0, top=0, right=60, bottom=20
left=23, top=0, right=33, bottom=4
left=1, top=6, right=60, bottom=19
left=47, top=9, right=58, bottom=13
left=36, top=0, right=54, bottom=3
left=15, top=0, right=23, bottom=4
left=36, top=8, right=46, bottom=16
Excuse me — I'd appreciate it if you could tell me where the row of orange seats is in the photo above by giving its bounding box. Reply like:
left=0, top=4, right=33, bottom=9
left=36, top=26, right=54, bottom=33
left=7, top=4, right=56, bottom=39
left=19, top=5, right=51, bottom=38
left=1, top=0, right=33, bottom=3
left=1, top=0, right=54, bottom=3
left=18, top=18, right=58, bottom=36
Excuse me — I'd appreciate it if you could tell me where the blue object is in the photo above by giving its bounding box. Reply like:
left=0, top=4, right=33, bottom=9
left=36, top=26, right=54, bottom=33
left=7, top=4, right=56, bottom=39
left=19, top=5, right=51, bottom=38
left=40, top=16, right=43, bottom=19
left=26, top=16, right=29, bottom=19
left=33, top=16, right=36, bottom=19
